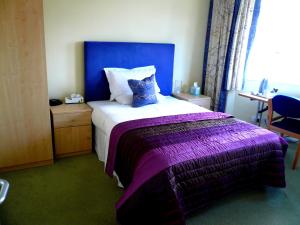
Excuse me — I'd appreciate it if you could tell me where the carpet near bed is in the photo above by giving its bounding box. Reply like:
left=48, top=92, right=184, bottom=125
left=0, top=142, right=299, bottom=225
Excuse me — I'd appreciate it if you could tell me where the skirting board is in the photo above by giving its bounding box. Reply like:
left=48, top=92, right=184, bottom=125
left=0, top=159, right=54, bottom=173
left=55, top=149, right=92, bottom=159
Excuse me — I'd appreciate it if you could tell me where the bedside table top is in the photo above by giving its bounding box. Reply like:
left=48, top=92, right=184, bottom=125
left=173, top=92, right=210, bottom=101
left=50, top=103, right=92, bottom=114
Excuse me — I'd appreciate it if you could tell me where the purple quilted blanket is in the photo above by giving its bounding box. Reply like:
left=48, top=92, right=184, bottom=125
left=106, top=112, right=287, bottom=225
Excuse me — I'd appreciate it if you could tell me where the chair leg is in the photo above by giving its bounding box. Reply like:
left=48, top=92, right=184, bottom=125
left=292, top=143, right=300, bottom=170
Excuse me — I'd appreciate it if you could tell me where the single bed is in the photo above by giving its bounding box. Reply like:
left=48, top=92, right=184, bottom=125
left=88, top=96, right=210, bottom=164
left=84, top=42, right=287, bottom=225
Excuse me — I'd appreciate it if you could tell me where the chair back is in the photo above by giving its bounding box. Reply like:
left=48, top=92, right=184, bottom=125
left=272, top=95, right=300, bottom=118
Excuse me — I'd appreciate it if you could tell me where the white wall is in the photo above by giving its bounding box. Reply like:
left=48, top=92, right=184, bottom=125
left=44, top=0, right=210, bottom=99
left=225, top=91, right=259, bottom=123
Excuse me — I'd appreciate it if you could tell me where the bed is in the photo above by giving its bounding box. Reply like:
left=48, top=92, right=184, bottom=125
left=88, top=97, right=210, bottom=164
left=84, top=42, right=287, bottom=225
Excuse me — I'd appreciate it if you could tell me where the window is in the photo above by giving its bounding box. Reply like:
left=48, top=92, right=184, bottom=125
left=244, top=0, right=300, bottom=93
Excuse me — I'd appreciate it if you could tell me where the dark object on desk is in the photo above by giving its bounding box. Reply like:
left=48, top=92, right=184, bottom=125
left=49, top=99, right=63, bottom=106
left=271, top=88, right=278, bottom=93
left=267, top=95, right=300, bottom=170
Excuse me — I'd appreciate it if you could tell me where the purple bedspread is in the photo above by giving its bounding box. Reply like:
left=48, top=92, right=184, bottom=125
left=106, top=112, right=287, bottom=225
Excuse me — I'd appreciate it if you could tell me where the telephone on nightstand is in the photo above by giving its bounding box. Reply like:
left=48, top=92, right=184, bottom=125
left=65, top=93, right=84, bottom=104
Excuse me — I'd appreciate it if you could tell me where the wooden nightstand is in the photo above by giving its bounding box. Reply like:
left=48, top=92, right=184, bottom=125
left=173, top=93, right=211, bottom=109
left=50, top=103, right=92, bottom=158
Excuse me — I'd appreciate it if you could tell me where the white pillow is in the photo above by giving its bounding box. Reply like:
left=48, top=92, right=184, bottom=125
left=104, top=66, right=160, bottom=102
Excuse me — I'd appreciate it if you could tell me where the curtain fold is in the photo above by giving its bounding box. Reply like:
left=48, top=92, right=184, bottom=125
left=202, top=0, right=257, bottom=112
left=226, top=0, right=256, bottom=91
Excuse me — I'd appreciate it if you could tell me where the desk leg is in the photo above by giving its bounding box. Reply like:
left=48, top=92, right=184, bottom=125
left=259, top=102, right=264, bottom=126
left=256, top=101, right=261, bottom=125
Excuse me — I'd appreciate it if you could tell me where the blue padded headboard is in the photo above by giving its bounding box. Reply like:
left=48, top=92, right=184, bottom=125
left=84, top=42, right=175, bottom=102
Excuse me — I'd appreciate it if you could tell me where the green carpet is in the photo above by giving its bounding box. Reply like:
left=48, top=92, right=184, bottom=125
left=0, top=143, right=299, bottom=225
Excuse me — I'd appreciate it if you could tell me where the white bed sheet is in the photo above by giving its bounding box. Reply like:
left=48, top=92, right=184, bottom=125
left=87, top=96, right=210, bottom=164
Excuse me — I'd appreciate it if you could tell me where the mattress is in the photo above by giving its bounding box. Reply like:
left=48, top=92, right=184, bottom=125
left=87, top=96, right=209, bottom=164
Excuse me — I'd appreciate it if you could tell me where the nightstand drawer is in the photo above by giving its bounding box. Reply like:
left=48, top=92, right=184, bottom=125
left=173, top=93, right=211, bottom=110
left=54, top=125, right=92, bottom=156
left=53, top=112, right=91, bottom=128
left=189, top=98, right=211, bottom=109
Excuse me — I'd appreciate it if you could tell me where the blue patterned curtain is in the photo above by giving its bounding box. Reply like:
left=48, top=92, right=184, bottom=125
left=242, top=0, right=261, bottom=89
left=202, top=0, right=260, bottom=112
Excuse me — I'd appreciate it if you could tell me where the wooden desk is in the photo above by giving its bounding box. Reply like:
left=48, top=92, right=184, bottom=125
left=238, top=92, right=269, bottom=103
left=238, top=92, right=272, bottom=126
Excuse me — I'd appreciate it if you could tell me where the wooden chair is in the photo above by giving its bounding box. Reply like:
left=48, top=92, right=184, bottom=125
left=267, top=95, right=300, bottom=170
